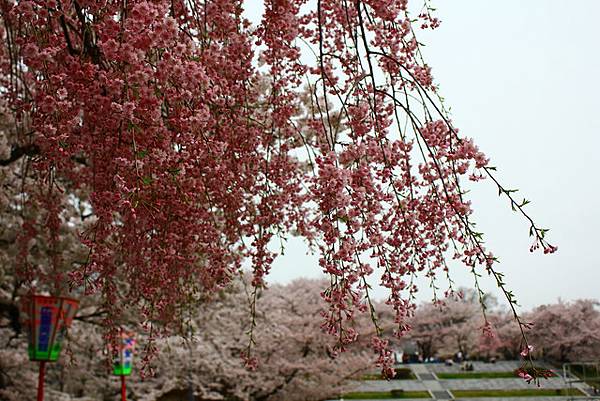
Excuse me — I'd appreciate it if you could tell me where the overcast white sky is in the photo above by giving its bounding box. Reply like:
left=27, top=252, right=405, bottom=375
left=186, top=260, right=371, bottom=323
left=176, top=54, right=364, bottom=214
left=244, top=1, right=600, bottom=311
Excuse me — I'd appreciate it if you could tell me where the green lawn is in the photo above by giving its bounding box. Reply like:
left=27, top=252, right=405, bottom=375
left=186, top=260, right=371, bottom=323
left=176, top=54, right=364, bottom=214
left=450, top=388, right=585, bottom=398
left=436, top=371, right=517, bottom=379
left=436, top=367, right=559, bottom=380
left=342, top=390, right=431, bottom=399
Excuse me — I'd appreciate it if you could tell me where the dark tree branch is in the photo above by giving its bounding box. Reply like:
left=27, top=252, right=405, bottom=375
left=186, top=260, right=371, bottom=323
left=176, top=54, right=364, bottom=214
left=0, top=144, right=39, bottom=166
left=74, top=309, right=107, bottom=323
left=59, top=14, right=78, bottom=56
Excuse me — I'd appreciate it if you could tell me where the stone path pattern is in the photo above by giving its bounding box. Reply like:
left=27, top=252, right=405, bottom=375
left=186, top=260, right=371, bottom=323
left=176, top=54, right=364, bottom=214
left=333, top=361, right=600, bottom=401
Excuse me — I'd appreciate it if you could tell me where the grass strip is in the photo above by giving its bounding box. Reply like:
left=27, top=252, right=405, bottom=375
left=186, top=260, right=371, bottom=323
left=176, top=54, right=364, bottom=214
left=343, top=390, right=431, bottom=399
left=450, top=388, right=585, bottom=398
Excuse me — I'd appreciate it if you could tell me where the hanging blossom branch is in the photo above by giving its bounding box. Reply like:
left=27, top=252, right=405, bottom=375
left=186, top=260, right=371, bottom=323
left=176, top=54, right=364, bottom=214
left=0, top=0, right=555, bottom=379
left=368, top=36, right=556, bottom=380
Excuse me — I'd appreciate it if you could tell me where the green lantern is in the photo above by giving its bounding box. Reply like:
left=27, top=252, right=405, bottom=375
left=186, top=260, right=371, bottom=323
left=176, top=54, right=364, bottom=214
left=113, top=330, right=136, bottom=376
left=112, top=330, right=136, bottom=401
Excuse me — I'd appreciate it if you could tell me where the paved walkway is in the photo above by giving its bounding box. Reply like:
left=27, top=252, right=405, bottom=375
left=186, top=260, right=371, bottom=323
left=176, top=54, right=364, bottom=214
left=343, top=362, right=599, bottom=400
left=441, top=378, right=569, bottom=390
left=334, top=397, right=596, bottom=401
left=452, top=398, right=592, bottom=401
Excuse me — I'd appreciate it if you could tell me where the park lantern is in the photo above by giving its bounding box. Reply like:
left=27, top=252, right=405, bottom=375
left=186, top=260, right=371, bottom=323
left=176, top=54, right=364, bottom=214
left=113, top=330, right=136, bottom=376
left=112, top=330, right=136, bottom=401
left=21, top=294, right=79, bottom=401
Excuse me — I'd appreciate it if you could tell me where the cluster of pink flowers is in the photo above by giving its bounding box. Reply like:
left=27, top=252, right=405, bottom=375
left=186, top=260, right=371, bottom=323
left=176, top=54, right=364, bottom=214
left=1, top=0, right=556, bottom=373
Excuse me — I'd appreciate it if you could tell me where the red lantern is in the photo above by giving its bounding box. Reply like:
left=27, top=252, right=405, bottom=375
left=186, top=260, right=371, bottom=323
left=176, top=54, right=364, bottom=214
left=21, top=295, right=79, bottom=401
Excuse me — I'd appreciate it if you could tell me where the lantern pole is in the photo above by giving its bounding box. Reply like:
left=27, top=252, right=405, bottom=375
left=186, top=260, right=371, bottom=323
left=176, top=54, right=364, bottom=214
left=121, top=375, right=126, bottom=401
left=37, top=361, right=46, bottom=401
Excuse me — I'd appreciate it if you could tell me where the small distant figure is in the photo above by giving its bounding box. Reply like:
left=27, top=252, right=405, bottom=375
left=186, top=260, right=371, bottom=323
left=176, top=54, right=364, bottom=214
left=461, top=362, right=474, bottom=371
left=445, top=359, right=454, bottom=366
left=489, top=357, right=497, bottom=364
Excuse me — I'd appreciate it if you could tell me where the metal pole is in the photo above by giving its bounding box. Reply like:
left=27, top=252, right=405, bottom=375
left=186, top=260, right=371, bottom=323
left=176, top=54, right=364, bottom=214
left=37, top=361, right=46, bottom=401
left=121, top=375, right=126, bottom=401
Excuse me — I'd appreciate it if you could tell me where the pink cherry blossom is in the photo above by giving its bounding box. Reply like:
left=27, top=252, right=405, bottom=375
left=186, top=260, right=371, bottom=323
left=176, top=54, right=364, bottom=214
left=0, top=0, right=556, bottom=372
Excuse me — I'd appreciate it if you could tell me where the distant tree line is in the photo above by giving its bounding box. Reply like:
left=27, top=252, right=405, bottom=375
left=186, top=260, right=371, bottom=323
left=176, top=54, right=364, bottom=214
left=401, top=291, right=600, bottom=364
